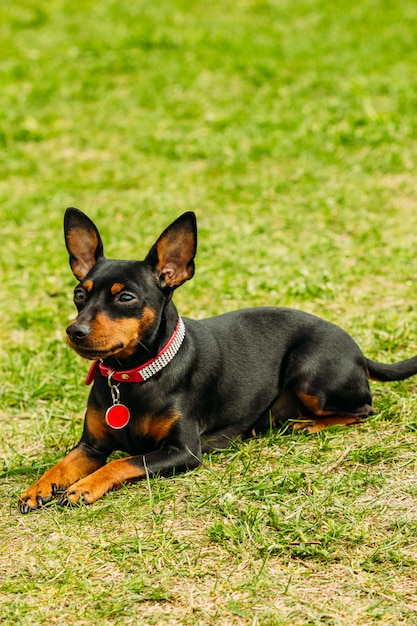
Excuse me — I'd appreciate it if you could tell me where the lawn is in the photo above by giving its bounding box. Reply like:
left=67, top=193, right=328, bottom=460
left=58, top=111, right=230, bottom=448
left=1, top=0, right=417, bottom=623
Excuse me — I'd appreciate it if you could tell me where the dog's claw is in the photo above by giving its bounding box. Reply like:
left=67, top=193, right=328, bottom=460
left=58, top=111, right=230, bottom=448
left=57, top=494, right=68, bottom=507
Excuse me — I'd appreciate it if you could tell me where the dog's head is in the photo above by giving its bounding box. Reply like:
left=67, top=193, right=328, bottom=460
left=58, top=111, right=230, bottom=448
left=64, top=208, right=197, bottom=360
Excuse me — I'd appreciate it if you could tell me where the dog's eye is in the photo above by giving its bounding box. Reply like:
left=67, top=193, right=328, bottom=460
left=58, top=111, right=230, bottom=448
left=74, top=288, right=85, bottom=301
left=117, top=292, right=135, bottom=303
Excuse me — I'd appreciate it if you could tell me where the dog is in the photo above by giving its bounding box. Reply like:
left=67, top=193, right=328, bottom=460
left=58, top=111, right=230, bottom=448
left=18, top=208, right=417, bottom=512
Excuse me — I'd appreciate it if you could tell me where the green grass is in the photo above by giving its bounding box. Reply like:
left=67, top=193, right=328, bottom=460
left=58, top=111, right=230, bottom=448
left=1, top=0, right=417, bottom=623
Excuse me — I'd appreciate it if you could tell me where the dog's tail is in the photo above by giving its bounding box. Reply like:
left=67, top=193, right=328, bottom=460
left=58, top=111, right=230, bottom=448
left=366, top=356, right=417, bottom=382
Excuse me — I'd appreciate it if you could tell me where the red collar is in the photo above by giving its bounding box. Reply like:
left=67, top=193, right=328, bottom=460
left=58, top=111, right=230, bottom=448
left=85, top=317, right=185, bottom=385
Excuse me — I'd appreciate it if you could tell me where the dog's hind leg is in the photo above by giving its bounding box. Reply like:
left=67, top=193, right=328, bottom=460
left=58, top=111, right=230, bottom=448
left=290, top=390, right=375, bottom=434
left=269, top=387, right=375, bottom=434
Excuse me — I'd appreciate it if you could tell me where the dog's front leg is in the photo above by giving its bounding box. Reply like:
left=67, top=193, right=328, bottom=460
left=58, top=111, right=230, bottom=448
left=18, top=443, right=106, bottom=513
left=57, top=444, right=202, bottom=507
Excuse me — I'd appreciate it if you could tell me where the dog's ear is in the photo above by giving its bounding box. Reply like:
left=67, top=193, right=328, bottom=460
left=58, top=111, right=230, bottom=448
left=64, top=208, right=104, bottom=280
left=146, top=212, right=197, bottom=290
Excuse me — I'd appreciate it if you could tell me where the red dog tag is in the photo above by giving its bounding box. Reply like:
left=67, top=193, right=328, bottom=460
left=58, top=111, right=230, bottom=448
left=105, top=404, right=130, bottom=429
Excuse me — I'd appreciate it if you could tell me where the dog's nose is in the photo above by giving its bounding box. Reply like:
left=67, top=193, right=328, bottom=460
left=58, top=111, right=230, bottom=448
left=66, top=324, right=91, bottom=342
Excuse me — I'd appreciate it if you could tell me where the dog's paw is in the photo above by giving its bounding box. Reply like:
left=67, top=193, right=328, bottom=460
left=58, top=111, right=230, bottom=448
left=57, top=476, right=107, bottom=507
left=18, top=481, right=62, bottom=514
left=291, top=415, right=362, bottom=434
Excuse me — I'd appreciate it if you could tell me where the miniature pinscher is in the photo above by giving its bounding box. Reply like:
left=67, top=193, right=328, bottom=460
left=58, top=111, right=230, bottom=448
left=19, top=208, right=417, bottom=512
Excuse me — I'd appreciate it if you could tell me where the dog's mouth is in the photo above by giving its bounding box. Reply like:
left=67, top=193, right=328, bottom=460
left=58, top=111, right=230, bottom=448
left=69, top=343, right=125, bottom=360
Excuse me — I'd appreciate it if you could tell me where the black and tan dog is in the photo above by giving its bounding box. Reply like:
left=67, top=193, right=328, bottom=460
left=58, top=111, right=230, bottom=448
left=19, top=208, right=417, bottom=512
